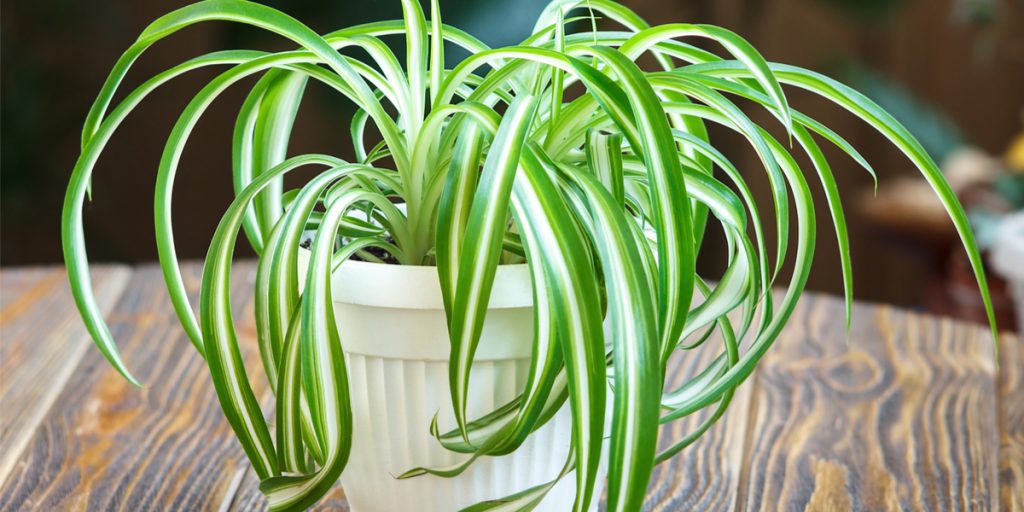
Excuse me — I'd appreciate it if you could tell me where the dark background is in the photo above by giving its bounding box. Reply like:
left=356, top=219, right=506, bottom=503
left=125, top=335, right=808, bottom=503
left=2, top=0, right=1023, bottom=312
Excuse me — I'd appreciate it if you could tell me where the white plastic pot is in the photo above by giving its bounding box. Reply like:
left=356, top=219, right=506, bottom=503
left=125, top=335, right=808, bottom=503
left=298, top=256, right=604, bottom=511
left=992, top=212, right=1024, bottom=329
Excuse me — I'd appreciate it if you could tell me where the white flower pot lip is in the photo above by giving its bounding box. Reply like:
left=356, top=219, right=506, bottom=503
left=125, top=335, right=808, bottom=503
left=296, top=248, right=534, bottom=310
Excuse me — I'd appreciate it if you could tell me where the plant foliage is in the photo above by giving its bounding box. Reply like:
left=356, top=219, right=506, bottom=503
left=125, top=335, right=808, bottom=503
left=62, top=0, right=996, bottom=510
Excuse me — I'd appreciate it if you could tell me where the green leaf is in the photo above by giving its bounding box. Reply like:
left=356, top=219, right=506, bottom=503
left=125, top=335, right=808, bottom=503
left=511, top=147, right=606, bottom=512
left=446, top=94, right=540, bottom=441
left=64, top=49, right=267, bottom=383
left=690, top=59, right=998, bottom=344
left=555, top=152, right=659, bottom=512
left=570, top=47, right=696, bottom=365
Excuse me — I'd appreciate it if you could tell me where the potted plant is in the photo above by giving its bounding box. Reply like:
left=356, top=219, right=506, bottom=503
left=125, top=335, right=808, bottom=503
left=62, top=0, right=997, bottom=510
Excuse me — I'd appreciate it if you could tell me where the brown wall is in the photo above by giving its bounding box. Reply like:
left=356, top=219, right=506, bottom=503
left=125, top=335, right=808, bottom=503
left=2, top=0, right=1022, bottom=308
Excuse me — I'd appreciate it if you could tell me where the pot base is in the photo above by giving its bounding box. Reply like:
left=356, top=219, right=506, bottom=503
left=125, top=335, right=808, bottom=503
left=340, top=351, right=593, bottom=512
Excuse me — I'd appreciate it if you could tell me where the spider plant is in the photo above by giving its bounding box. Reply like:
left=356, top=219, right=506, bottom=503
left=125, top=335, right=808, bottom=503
left=62, top=0, right=997, bottom=510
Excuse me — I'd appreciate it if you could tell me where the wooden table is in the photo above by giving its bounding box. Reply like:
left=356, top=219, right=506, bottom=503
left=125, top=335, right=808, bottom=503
left=0, top=263, right=1021, bottom=511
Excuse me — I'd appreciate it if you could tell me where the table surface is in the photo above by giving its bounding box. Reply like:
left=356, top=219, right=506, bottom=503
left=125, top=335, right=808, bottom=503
left=0, top=263, right=1020, bottom=511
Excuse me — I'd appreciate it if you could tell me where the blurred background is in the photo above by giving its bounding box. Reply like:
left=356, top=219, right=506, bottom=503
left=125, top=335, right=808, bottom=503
left=2, top=0, right=1023, bottom=328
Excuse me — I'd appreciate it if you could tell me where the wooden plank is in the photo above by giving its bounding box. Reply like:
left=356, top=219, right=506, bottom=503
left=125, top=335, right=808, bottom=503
left=1000, top=332, right=1023, bottom=511
left=0, top=265, right=131, bottom=486
left=0, top=263, right=271, bottom=511
left=738, top=295, right=1000, bottom=511
left=4, top=264, right=1006, bottom=510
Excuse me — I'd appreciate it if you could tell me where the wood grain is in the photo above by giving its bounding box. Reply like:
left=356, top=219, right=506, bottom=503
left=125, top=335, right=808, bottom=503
left=1000, top=333, right=1023, bottom=511
left=738, top=296, right=1001, bottom=511
left=1, top=263, right=1019, bottom=511
left=0, top=265, right=131, bottom=486
left=0, top=263, right=274, bottom=511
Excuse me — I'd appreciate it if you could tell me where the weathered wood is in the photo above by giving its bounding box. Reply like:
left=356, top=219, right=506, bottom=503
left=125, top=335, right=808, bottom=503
left=738, top=296, right=1000, bottom=511
left=1, top=263, right=1018, bottom=511
left=0, top=263, right=271, bottom=511
left=0, top=265, right=131, bottom=486
left=1000, top=333, right=1023, bottom=511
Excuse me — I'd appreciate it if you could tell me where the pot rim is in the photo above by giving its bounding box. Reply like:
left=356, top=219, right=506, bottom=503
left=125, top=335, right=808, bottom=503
left=297, top=249, right=534, bottom=310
